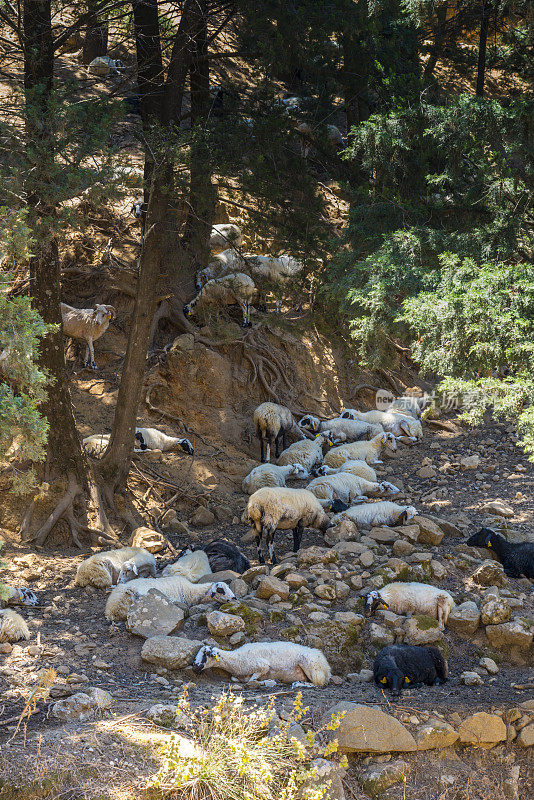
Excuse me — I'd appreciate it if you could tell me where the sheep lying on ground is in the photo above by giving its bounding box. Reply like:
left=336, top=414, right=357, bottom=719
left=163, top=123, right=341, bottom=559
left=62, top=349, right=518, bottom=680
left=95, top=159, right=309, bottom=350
left=0, top=587, right=39, bottom=607
left=210, top=223, right=243, bottom=251
left=332, top=501, right=417, bottom=529
left=184, top=272, right=257, bottom=327
left=254, top=402, right=300, bottom=463
left=195, top=540, right=251, bottom=574
left=88, top=56, right=124, bottom=77
left=315, top=459, right=391, bottom=485
left=298, top=414, right=380, bottom=442
left=306, top=473, right=397, bottom=506
left=365, top=582, right=455, bottom=629
left=61, top=302, right=116, bottom=370
left=246, top=486, right=336, bottom=564
left=162, top=550, right=212, bottom=581
left=277, top=433, right=331, bottom=473
left=323, top=432, right=397, bottom=468
left=373, top=644, right=448, bottom=696
left=76, top=546, right=157, bottom=589
left=192, top=642, right=331, bottom=686
left=0, top=609, right=30, bottom=642
left=105, top=576, right=235, bottom=620
left=242, top=462, right=309, bottom=494
left=467, top=528, right=534, bottom=579
left=341, top=409, right=422, bottom=441
left=135, top=428, right=194, bottom=455
left=388, top=396, right=426, bottom=419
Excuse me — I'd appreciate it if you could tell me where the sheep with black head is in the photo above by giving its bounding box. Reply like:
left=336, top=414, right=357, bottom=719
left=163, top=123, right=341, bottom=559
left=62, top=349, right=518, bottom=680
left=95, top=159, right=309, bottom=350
left=373, top=644, right=448, bottom=696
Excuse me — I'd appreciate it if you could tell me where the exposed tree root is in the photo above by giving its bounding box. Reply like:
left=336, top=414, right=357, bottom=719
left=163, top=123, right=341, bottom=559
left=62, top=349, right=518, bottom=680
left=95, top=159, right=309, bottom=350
left=28, top=475, right=81, bottom=546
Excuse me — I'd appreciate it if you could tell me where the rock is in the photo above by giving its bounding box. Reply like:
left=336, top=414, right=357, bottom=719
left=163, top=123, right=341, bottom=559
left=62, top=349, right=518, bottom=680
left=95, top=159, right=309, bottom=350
left=52, top=692, right=95, bottom=722
left=430, top=560, right=447, bottom=580
left=415, top=719, right=458, bottom=750
left=360, top=760, right=409, bottom=796
left=485, top=620, right=533, bottom=650
left=285, top=573, right=308, bottom=589
left=417, top=466, right=436, bottom=479
left=460, top=455, right=480, bottom=470
left=360, top=551, right=375, bottom=567
left=27, top=645, right=41, bottom=657
left=324, top=518, right=359, bottom=546
left=369, top=623, right=395, bottom=648
left=393, top=539, right=415, bottom=557
left=479, top=657, right=499, bottom=674
left=395, top=524, right=419, bottom=543
left=369, top=527, right=398, bottom=544
left=358, top=669, right=374, bottom=683
left=298, top=546, right=338, bottom=566
left=256, top=576, right=290, bottom=601
left=413, top=516, right=444, bottom=546
left=229, top=631, right=245, bottom=646
left=517, top=723, right=534, bottom=747
left=480, top=500, right=514, bottom=518
left=198, top=570, right=240, bottom=584
left=324, top=702, right=417, bottom=753
left=88, top=687, right=114, bottom=710
left=229, top=578, right=248, bottom=598
left=0, top=642, right=12, bottom=654
left=141, top=636, right=203, bottom=670
left=471, top=560, right=506, bottom=587
left=241, top=565, right=269, bottom=583
left=448, top=602, right=481, bottom=636
left=460, top=671, right=484, bottom=686
left=301, top=758, right=347, bottom=800
left=167, top=519, right=191, bottom=537
left=147, top=703, right=189, bottom=729
left=481, top=597, right=512, bottom=625
left=349, top=574, right=363, bottom=590
left=335, top=581, right=350, bottom=599
left=304, top=617, right=364, bottom=674
left=403, top=615, right=443, bottom=645
left=126, top=590, right=185, bottom=638
left=206, top=611, right=245, bottom=637
left=314, top=584, right=336, bottom=601
left=423, top=515, right=464, bottom=538
left=332, top=541, right=364, bottom=557
left=190, top=506, right=216, bottom=526
left=458, top=712, right=507, bottom=747
left=130, top=526, right=167, bottom=553
left=213, top=504, right=233, bottom=522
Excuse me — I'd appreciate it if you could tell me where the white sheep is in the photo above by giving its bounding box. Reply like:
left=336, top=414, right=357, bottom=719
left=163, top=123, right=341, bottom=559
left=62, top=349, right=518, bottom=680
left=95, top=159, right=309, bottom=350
left=88, top=56, right=124, bottom=77
left=61, top=302, right=116, bottom=370
left=0, top=587, right=39, bottom=607
left=161, top=549, right=212, bottom=582
left=183, top=272, right=257, bottom=327
left=277, top=433, right=331, bottom=473
left=195, top=249, right=246, bottom=289
left=135, top=428, right=194, bottom=455
left=323, top=432, right=397, bottom=468
left=331, top=501, right=417, bottom=529
left=388, top=396, right=426, bottom=419
left=296, top=122, right=346, bottom=158
left=246, top=486, right=334, bottom=564
left=306, top=473, right=398, bottom=506
left=365, top=583, right=455, bottom=629
left=254, top=402, right=301, bottom=463
left=315, top=459, right=378, bottom=482
left=192, top=641, right=331, bottom=686
left=340, top=409, right=422, bottom=441
left=75, top=546, right=156, bottom=589
left=210, top=223, right=243, bottom=251
left=0, top=609, right=30, bottom=642
left=298, top=414, right=381, bottom=442
left=105, top=576, right=235, bottom=621
left=242, top=462, right=309, bottom=494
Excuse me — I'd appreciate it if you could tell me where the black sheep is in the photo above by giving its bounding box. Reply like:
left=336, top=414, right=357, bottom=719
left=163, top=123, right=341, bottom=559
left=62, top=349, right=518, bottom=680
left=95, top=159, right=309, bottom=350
left=467, top=528, right=534, bottom=579
left=373, top=644, right=448, bottom=696
left=189, top=539, right=251, bottom=574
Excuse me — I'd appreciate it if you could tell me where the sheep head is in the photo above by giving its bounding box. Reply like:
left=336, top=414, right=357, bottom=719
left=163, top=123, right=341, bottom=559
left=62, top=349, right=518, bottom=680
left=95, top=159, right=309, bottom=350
left=208, top=582, right=235, bottom=603
left=93, top=304, right=116, bottom=325
left=381, top=432, right=397, bottom=451
left=365, top=589, right=389, bottom=617
left=7, top=587, right=39, bottom=606
left=466, top=527, right=497, bottom=549
left=375, top=662, right=406, bottom=696
left=117, top=559, right=139, bottom=584
left=340, top=408, right=357, bottom=419
left=397, top=506, right=417, bottom=524
left=179, top=438, right=194, bottom=456
left=299, top=415, right=320, bottom=434
left=192, top=644, right=220, bottom=673
left=291, top=463, right=309, bottom=479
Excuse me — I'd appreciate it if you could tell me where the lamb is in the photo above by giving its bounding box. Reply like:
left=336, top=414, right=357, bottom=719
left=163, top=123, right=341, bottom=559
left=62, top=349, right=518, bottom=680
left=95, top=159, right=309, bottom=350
left=0, top=609, right=30, bottom=643
left=277, top=433, right=331, bottom=473
left=340, top=409, right=422, bottom=441
left=242, top=462, right=309, bottom=494
left=61, top=302, right=116, bottom=370
left=210, top=223, right=243, bottom=251
left=332, top=501, right=417, bottom=530
left=135, top=428, right=194, bottom=455
left=105, top=577, right=235, bottom=621
left=373, top=644, right=448, bottom=696
left=365, top=582, right=455, bottom=629
left=466, top=528, right=534, bottom=579
left=254, top=402, right=300, bottom=463
left=183, top=272, right=257, bottom=327
left=88, top=56, right=124, bottom=77
left=315, top=459, right=378, bottom=482
left=75, top=546, right=157, bottom=589
left=323, top=432, right=397, bottom=468
left=306, top=473, right=399, bottom=506
left=246, top=486, right=336, bottom=564
left=161, top=549, right=212, bottom=582
left=298, top=414, right=380, bottom=442
left=192, top=641, right=331, bottom=686
left=193, top=540, right=251, bottom=574
left=0, top=587, right=39, bottom=607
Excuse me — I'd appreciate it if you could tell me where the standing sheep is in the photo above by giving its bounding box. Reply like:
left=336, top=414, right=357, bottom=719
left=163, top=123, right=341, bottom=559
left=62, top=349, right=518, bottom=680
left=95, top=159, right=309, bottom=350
left=277, top=433, right=331, bottom=473
left=323, top=432, right=397, bottom=468
left=183, top=272, right=257, bottom=327
left=254, top=402, right=299, bottom=463
left=61, top=302, right=116, bottom=370
left=365, top=582, right=455, bottom=629
left=373, top=644, right=448, bottom=696
left=242, top=462, right=309, bottom=494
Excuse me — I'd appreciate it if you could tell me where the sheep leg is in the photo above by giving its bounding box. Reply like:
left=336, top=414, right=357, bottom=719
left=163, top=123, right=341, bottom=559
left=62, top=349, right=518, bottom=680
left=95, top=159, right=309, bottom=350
left=255, top=528, right=265, bottom=565
left=371, top=459, right=383, bottom=464
left=265, top=525, right=278, bottom=565
left=260, top=437, right=265, bottom=463
left=292, top=523, right=304, bottom=553
left=84, top=338, right=97, bottom=370
left=436, top=603, right=445, bottom=630
left=275, top=433, right=282, bottom=459
left=265, top=437, right=272, bottom=463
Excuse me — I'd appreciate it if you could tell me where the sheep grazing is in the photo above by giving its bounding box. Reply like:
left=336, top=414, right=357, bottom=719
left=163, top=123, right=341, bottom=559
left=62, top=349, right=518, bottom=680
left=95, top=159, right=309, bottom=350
left=0, top=609, right=30, bottom=643
left=162, top=549, right=212, bottom=582
left=105, top=577, right=235, bottom=621
left=323, top=432, right=397, bottom=469
left=246, top=486, right=335, bottom=565
left=373, top=644, right=448, bottom=696
left=298, top=414, right=378, bottom=442
left=75, top=546, right=157, bottom=589
left=365, top=582, right=455, bottom=629
left=254, top=402, right=298, bottom=463
left=242, top=462, right=309, bottom=494
left=135, top=428, right=194, bottom=455
left=195, top=539, right=251, bottom=574
left=332, top=501, right=417, bottom=530
left=210, top=223, right=243, bottom=251
left=61, top=302, right=116, bottom=370
left=192, top=641, right=331, bottom=686
left=340, top=408, right=422, bottom=441
left=306, top=473, right=398, bottom=506
left=277, top=433, right=331, bottom=473
left=467, top=528, right=534, bottom=579
left=183, top=272, right=257, bottom=327
left=0, top=587, right=39, bottom=607
left=88, top=56, right=124, bottom=77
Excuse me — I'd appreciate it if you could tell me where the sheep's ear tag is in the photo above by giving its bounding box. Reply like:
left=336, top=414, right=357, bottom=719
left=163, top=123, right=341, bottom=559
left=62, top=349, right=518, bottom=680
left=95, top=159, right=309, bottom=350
left=486, top=537, right=492, bottom=548
left=404, top=677, right=410, bottom=684
left=380, top=677, right=387, bottom=684
left=214, top=652, right=220, bottom=662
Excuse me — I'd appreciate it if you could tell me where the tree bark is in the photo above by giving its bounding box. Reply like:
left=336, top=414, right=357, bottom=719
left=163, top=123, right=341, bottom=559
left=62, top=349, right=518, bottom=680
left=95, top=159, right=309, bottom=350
left=476, top=0, right=492, bottom=96
left=423, top=1, right=448, bottom=82
left=82, top=0, right=108, bottom=64
left=341, top=3, right=371, bottom=138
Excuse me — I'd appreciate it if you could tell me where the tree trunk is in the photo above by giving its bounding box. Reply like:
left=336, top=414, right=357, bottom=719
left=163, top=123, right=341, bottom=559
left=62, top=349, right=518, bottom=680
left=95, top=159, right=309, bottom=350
left=423, top=1, right=448, bottom=82
left=82, top=0, right=108, bottom=64
left=476, top=0, right=492, bottom=96
left=341, top=4, right=371, bottom=138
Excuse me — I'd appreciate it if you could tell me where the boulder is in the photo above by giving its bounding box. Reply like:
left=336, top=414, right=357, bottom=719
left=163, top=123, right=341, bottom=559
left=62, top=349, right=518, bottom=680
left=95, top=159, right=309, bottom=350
left=417, top=466, right=436, bottom=479
left=190, top=506, right=216, bottom=526
left=471, top=560, right=506, bottom=587
left=369, top=527, right=398, bottom=544
left=147, top=704, right=190, bottom=729
left=480, top=500, right=514, bottom=518
left=325, top=518, right=360, bottom=546
left=314, top=584, right=336, bottom=601
left=324, top=702, right=417, bottom=753
left=394, top=524, right=419, bottom=543
left=447, top=602, right=481, bottom=636
left=126, top=590, right=185, bottom=638
left=300, top=758, right=347, bottom=800
left=130, top=526, right=167, bottom=553
left=298, top=546, right=338, bottom=566
left=423, top=515, right=463, bottom=538
left=360, top=551, right=375, bottom=568
left=369, top=623, right=395, bottom=648
left=285, top=573, right=308, bottom=589
left=415, top=719, right=458, bottom=751
left=485, top=620, right=533, bottom=650
left=198, top=569, right=240, bottom=584
left=517, top=723, right=534, bottom=748
left=413, top=516, right=444, bottom=546
left=141, top=636, right=203, bottom=670
left=481, top=597, right=512, bottom=626
left=207, top=610, right=245, bottom=637
left=52, top=687, right=113, bottom=722
left=304, top=618, right=364, bottom=674
left=241, top=565, right=269, bottom=583
left=256, top=576, right=290, bottom=601
left=229, top=578, right=248, bottom=598
left=479, top=657, right=499, bottom=675
left=458, top=712, right=506, bottom=747
left=403, top=615, right=443, bottom=646
left=359, top=760, right=409, bottom=796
